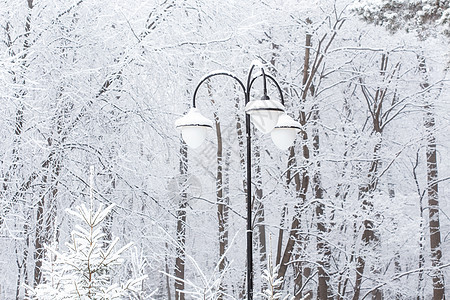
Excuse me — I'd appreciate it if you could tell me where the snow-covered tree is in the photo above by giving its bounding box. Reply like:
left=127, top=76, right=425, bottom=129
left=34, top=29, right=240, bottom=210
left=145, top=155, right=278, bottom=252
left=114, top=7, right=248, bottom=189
left=350, top=2, right=450, bottom=299
left=26, top=202, right=146, bottom=299
left=350, top=0, right=450, bottom=38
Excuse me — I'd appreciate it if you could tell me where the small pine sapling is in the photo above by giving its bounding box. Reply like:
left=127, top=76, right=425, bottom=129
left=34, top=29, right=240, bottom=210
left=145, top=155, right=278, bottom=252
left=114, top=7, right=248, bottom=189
left=260, top=236, right=296, bottom=300
left=27, top=202, right=147, bottom=299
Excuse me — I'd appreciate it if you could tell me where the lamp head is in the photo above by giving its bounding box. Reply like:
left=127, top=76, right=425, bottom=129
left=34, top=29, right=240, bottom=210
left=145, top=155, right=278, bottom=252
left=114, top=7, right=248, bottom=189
left=175, top=108, right=213, bottom=149
left=270, top=113, right=302, bottom=150
left=244, top=95, right=285, bottom=134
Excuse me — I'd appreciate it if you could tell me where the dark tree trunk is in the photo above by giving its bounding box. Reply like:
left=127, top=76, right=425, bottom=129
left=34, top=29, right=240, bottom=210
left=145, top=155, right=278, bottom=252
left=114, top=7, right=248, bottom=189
left=425, top=102, right=445, bottom=300
left=213, top=104, right=229, bottom=299
left=313, top=143, right=329, bottom=299
left=417, top=54, right=445, bottom=300
left=353, top=52, right=401, bottom=299
left=175, top=142, right=188, bottom=300
left=278, top=29, right=313, bottom=297
left=276, top=17, right=344, bottom=295
left=352, top=143, right=381, bottom=300
left=165, top=241, right=172, bottom=300
left=253, top=141, right=267, bottom=294
left=33, top=188, right=46, bottom=286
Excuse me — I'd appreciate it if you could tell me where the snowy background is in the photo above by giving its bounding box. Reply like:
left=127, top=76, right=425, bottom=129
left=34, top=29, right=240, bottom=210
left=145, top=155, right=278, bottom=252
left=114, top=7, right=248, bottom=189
left=1, top=0, right=450, bottom=299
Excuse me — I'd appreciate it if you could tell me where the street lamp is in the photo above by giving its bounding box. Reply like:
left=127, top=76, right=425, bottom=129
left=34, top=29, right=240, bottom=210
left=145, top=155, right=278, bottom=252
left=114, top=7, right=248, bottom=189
left=175, top=107, right=214, bottom=149
left=175, top=62, right=301, bottom=299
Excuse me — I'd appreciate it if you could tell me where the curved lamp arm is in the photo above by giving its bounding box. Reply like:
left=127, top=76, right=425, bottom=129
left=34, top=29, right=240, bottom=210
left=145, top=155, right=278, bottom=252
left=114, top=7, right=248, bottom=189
left=249, top=73, right=285, bottom=106
left=192, top=61, right=277, bottom=108
left=192, top=72, right=246, bottom=108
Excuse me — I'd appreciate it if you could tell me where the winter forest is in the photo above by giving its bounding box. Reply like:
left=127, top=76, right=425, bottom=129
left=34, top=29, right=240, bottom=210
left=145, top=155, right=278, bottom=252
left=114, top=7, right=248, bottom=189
left=1, top=0, right=450, bottom=299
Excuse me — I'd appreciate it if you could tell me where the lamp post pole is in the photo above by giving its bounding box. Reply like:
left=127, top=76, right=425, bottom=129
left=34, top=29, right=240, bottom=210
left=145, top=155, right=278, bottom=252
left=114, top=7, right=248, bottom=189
left=176, top=62, right=298, bottom=299
left=190, top=64, right=284, bottom=300
left=244, top=68, right=254, bottom=300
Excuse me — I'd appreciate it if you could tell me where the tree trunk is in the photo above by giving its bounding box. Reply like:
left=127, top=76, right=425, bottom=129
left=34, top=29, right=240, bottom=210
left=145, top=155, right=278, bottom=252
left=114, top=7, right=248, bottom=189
left=15, top=211, right=30, bottom=300
left=253, top=141, right=267, bottom=294
left=175, top=142, right=188, bottom=300
left=33, top=85, right=66, bottom=286
left=418, top=54, right=445, bottom=300
left=425, top=99, right=445, bottom=300
left=165, top=241, right=172, bottom=300
left=388, top=179, right=403, bottom=300
left=1, top=0, right=33, bottom=229
left=33, top=185, right=46, bottom=286
left=277, top=28, right=312, bottom=293
left=413, top=149, right=426, bottom=300
left=213, top=105, right=229, bottom=299
left=352, top=142, right=381, bottom=300
left=312, top=105, right=329, bottom=300
left=353, top=52, right=400, bottom=299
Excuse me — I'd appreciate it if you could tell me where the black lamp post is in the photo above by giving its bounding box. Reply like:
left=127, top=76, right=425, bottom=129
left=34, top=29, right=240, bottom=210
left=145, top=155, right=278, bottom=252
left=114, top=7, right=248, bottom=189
left=175, top=61, right=301, bottom=300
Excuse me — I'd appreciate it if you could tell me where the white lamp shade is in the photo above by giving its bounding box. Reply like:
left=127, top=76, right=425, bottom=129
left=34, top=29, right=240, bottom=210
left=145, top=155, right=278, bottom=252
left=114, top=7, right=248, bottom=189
left=175, top=107, right=213, bottom=148
left=271, top=113, right=301, bottom=150
left=181, top=126, right=208, bottom=149
left=245, top=99, right=285, bottom=134
left=271, top=128, right=297, bottom=150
